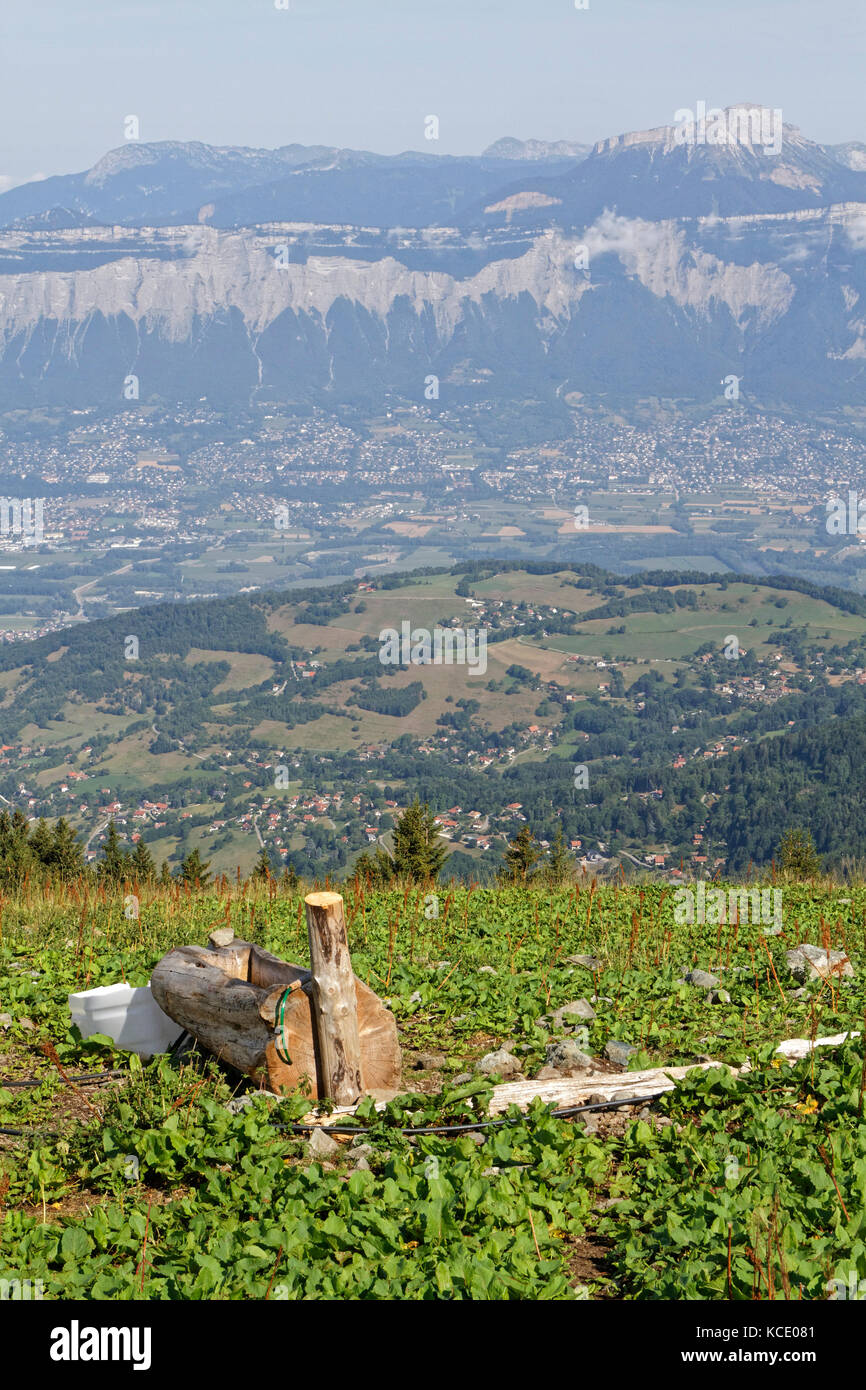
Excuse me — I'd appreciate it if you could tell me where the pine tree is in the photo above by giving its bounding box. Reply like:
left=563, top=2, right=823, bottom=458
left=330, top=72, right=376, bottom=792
left=502, top=824, right=541, bottom=884
left=392, top=798, right=447, bottom=882
left=0, top=809, right=33, bottom=886
left=158, top=860, right=172, bottom=888
left=545, top=826, right=573, bottom=885
left=178, top=847, right=211, bottom=888
left=280, top=863, right=299, bottom=892
left=28, top=817, right=54, bottom=869
left=99, top=820, right=131, bottom=884
left=779, top=827, right=821, bottom=877
left=251, top=845, right=273, bottom=881
left=352, top=847, right=395, bottom=887
left=130, top=839, right=156, bottom=882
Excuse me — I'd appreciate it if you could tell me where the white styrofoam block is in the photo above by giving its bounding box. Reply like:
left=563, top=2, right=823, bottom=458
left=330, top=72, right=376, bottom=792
left=68, top=981, right=183, bottom=1056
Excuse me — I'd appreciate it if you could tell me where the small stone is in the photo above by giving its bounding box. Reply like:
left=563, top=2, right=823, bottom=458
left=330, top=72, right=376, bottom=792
left=0, top=1013, right=12, bottom=1029
left=18, top=1017, right=36, bottom=1031
left=544, top=1040, right=594, bottom=1073
left=566, top=954, right=601, bottom=971
left=453, top=1072, right=473, bottom=1084
left=788, top=987, right=809, bottom=1000
left=478, top=966, right=497, bottom=975
left=605, top=1039, right=636, bottom=1067
left=209, top=927, right=235, bottom=948
left=535, top=1065, right=563, bottom=1081
left=465, top=1131, right=486, bottom=1146
left=307, top=1127, right=341, bottom=1160
left=413, top=1052, right=447, bottom=1070
left=350, top=1143, right=373, bottom=1163
left=683, top=970, right=720, bottom=989
left=408, top=991, right=423, bottom=1005
left=475, top=1048, right=522, bottom=1079
left=226, top=1093, right=257, bottom=1114
left=353, top=1156, right=371, bottom=1171
left=708, top=989, right=731, bottom=1005
left=481, top=1166, right=501, bottom=1177
left=786, top=943, right=853, bottom=983
left=588, top=1092, right=609, bottom=1106
left=551, top=999, right=596, bottom=1027
left=580, top=1113, right=602, bottom=1135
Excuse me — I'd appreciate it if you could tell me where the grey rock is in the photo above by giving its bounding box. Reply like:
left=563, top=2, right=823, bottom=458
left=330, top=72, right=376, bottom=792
left=307, top=1127, right=341, bottom=1160
left=708, top=989, right=732, bottom=1004
left=413, top=1052, right=447, bottom=1070
left=535, top=1065, right=565, bottom=1081
left=226, top=1093, right=257, bottom=1114
left=566, top=954, right=601, bottom=971
left=588, top=1092, right=610, bottom=1106
left=605, top=1039, right=637, bottom=1066
left=551, top=998, right=596, bottom=1027
left=683, top=969, right=720, bottom=989
left=350, top=1143, right=374, bottom=1163
left=408, top=990, right=423, bottom=1005
left=786, top=943, right=854, bottom=983
left=453, top=1072, right=473, bottom=1084
left=475, top=1048, right=522, bottom=1079
left=478, top=965, right=497, bottom=975
left=579, top=1113, right=602, bottom=1135
left=0, top=1013, right=12, bottom=1029
left=17, top=1017, right=36, bottom=1031
left=352, top=1156, right=371, bottom=1172
left=466, top=1131, right=486, bottom=1146
left=544, top=1040, right=594, bottom=1073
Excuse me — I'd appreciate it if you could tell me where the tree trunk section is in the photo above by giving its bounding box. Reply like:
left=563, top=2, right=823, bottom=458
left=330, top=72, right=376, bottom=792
left=305, top=891, right=363, bottom=1105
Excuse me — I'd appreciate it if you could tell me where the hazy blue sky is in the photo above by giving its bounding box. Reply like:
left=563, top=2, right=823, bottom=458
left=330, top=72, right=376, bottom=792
left=2, top=0, right=863, bottom=186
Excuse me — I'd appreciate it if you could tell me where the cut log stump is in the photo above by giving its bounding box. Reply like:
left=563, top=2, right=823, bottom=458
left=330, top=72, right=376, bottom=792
left=150, top=914, right=400, bottom=1100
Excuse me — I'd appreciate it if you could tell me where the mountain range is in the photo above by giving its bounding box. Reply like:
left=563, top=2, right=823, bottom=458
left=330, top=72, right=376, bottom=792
left=1, top=107, right=864, bottom=410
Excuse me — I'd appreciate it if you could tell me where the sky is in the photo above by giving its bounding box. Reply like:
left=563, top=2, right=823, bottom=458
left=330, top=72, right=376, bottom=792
left=1, top=0, right=864, bottom=187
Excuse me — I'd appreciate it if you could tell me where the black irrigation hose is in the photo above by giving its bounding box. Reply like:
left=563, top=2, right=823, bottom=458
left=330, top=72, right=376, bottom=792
left=271, top=1089, right=671, bottom=1136
left=0, top=1090, right=671, bottom=1141
left=3, top=1069, right=126, bottom=1089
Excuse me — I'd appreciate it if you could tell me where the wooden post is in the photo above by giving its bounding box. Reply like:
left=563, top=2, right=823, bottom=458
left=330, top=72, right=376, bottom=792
left=305, top=891, right=363, bottom=1105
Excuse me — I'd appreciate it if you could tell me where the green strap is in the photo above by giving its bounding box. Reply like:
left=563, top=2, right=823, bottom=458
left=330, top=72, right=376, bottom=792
left=275, top=986, right=293, bottom=1065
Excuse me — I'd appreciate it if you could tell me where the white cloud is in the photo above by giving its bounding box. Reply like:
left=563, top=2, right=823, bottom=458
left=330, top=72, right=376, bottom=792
left=0, top=172, right=47, bottom=194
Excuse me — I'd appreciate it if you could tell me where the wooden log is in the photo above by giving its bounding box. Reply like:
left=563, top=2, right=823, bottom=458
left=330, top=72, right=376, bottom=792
left=150, top=934, right=401, bottom=1099
left=305, top=891, right=363, bottom=1106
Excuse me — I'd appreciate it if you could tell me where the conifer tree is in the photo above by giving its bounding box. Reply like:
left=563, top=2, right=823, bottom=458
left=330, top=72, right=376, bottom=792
left=502, top=824, right=541, bottom=884
left=392, top=798, right=447, bottom=882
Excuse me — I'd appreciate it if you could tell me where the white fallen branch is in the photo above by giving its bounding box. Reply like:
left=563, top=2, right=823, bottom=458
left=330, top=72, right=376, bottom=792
left=485, top=1061, right=743, bottom=1115
left=775, top=1031, right=861, bottom=1061
left=296, top=1060, right=742, bottom=1127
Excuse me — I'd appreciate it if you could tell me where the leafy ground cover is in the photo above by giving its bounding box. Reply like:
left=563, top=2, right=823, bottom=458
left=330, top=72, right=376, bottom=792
left=1, top=878, right=864, bottom=1299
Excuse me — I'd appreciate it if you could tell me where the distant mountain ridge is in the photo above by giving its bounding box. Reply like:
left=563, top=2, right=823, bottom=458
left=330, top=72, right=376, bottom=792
left=1, top=107, right=865, bottom=410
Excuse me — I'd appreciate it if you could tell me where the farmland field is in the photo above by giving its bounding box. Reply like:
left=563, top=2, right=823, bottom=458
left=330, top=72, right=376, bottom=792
left=2, top=877, right=864, bottom=1302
